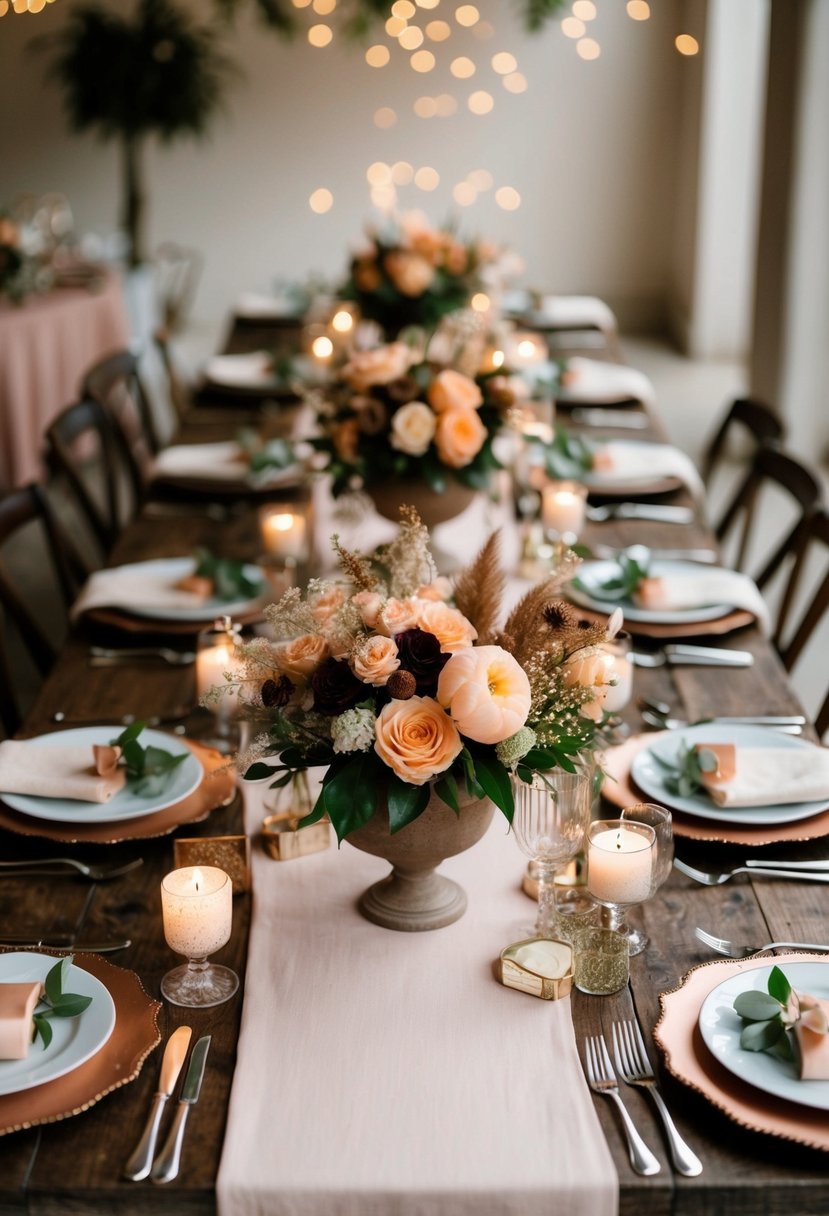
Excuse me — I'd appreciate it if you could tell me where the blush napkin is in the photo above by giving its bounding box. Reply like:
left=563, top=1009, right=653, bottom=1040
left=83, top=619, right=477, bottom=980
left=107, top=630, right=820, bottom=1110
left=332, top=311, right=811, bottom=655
left=70, top=559, right=225, bottom=620
left=0, top=739, right=126, bottom=803
left=635, top=569, right=771, bottom=633
left=696, top=743, right=829, bottom=807
left=559, top=357, right=656, bottom=409
left=590, top=440, right=705, bottom=499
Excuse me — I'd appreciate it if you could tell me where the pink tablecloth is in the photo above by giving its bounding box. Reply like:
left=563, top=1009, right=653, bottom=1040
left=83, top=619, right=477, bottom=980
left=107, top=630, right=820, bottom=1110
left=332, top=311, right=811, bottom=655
left=0, top=273, right=129, bottom=488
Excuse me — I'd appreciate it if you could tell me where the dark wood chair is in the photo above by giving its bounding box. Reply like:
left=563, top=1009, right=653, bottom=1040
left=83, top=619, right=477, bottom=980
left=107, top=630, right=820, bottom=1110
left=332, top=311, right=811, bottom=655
left=44, top=398, right=144, bottom=556
left=153, top=326, right=190, bottom=428
left=0, top=483, right=93, bottom=737
left=701, top=397, right=785, bottom=484
left=773, top=508, right=829, bottom=737
left=715, top=446, right=823, bottom=591
left=82, top=348, right=163, bottom=458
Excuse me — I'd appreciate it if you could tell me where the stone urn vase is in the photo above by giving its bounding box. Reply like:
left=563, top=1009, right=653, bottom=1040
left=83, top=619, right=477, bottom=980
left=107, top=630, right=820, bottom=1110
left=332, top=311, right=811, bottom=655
left=368, top=478, right=478, bottom=531
left=346, top=788, right=496, bottom=931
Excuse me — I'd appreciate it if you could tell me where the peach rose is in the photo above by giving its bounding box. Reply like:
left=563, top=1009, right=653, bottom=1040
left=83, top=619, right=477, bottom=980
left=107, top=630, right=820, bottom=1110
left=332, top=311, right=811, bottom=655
left=374, top=695, right=463, bottom=785
left=415, top=577, right=453, bottom=602
left=309, top=585, right=348, bottom=627
left=384, top=250, right=435, bottom=297
left=351, top=590, right=384, bottom=629
left=435, top=408, right=487, bottom=468
left=342, top=343, right=415, bottom=391
left=274, top=634, right=330, bottom=684
left=562, top=645, right=612, bottom=722
left=443, top=242, right=468, bottom=275
left=417, top=602, right=478, bottom=653
left=376, top=597, right=421, bottom=637
left=409, top=228, right=445, bottom=263
left=390, top=401, right=437, bottom=457
left=428, top=369, right=483, bottom=414
left=351, top=636, right=400, bottom=686
left=354, top=260, right=381, bottom=293
left=437, top=645, right=531, bottom=744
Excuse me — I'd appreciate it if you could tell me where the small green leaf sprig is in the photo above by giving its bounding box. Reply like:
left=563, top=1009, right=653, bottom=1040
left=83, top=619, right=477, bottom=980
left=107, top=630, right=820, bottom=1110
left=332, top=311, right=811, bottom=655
left=111, top=722, right=188, bottom=797
left=734, top=965, right=829, bottom=1061
left=32, top=956, right=93, bottom=1050
left=652, top=742, right=719, bottom=798
left=192, top=547, right=263, bottom=602
left=572, top=550, right=651, bottom=604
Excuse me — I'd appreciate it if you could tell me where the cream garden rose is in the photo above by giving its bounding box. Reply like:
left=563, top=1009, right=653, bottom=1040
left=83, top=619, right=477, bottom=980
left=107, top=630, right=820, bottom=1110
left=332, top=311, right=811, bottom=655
left=427, top=369, right=483, bottom=414
left=351, top=590, right=384, bottom=629
left=418, top=602, right=478, bottom=653
left=562, top=645, right=613, bottom=722
left=437, top=645, right=531, bottom=745
left=374, top=695, right=463, bottom=785
left=384, top=250, right=435, bottom=297
left=390, top=401, right=437, bottom=457
left=376, top=597, right=422, bottom=637
left=351, top=636, right=400, bottom=686
left=435, top=407, right=487, bottom=468
left=309, top=584, right=348, bottom=627
left=274, top=634, right=330, bottom=684
left=342, top=342, right=415, bottom=391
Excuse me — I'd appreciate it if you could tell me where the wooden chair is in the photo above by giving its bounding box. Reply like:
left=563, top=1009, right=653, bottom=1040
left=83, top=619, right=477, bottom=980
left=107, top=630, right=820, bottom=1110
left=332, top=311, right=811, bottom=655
left=82, top=348, right=163, bottom=458
left=773, top=508, right=829, bottom=737
left=44, top=398, right=144, bottom=556
left=0, top=483, right=93, bottom=736
left=715, top=446, right=823, bottom=591
left=701, top=397, right=785, bottom=484
left=153, top=325, right=191, bottom=428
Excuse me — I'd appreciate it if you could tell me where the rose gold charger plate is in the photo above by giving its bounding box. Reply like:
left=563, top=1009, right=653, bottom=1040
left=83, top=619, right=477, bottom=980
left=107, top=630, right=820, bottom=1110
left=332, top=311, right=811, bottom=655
left=601, top=732, right=829, bottom=845
left=0, top=740, right=236, bottom=844
left=81, top=604, right=266, bottom=636
left=571, top=605, right=755, bottom=640
left=655, top=953, right=829, bottom=1152
left=0, top=949, right=161, bottom=1136
left=584, top=475, right=682, bottom=499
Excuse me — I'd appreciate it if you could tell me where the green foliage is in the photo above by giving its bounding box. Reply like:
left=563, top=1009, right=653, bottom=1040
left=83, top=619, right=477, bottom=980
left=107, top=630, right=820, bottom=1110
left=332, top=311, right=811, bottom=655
left=652, top=742, right=719, bottom=799
left=32, top=957, right=93, bottom=1051
left=543, top=425, right=595, bottom=480
left=572, top=551, right=650, bottom=603
left=733, top=967, right=797, bottom=1063
left=193, top=547, right=264, bottom=601
left=110, top=720, right=188, bottom=796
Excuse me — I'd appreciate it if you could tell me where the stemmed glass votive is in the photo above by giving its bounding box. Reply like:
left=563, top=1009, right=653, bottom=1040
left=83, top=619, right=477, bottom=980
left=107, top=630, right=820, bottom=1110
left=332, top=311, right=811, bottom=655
left=511, top=770, right=592, bottom=939
left=619, top=803, right=673, bottom=955
left=160, top=866, right=239, bottom=1008
left=586, top=819, right=656, bottom=943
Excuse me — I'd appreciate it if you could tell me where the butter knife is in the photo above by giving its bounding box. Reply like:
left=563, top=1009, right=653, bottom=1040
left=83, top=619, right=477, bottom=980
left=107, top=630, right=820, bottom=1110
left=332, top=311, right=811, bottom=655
left=151, top=1035, right=211, bottom=1184
left=124, top=1026, right=192, bottom=1181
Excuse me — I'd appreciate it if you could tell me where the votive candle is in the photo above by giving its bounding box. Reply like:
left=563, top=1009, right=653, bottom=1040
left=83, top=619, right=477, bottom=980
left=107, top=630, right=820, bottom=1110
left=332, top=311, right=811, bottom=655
left=259, top=507, right=307, bottom=560
left=588, top=824, right=653, bottom=904
left=161, top=866, right=232, bottom=958
left=600, top=634, right=633, bottom=713
left=541, top=481, right=587, bottom=540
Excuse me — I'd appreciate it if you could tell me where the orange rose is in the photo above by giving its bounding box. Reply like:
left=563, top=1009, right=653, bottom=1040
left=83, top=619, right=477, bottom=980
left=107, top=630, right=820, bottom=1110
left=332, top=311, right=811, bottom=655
left=428, top=369, right=483, bottom=414
left=417, top=601, right=478, bottom=653
left=351, top=635, right=400, bottom=686
left=374, top=695, right=463, bottom=785
left=415, top=577, right=453, bottom=602
left=376, top=597, right=421, bottom=637
left=437, top=645, right=531, bottom=744
left=384, top=250, right=435, bottom=297
left=435, top=408, right=487, bottom=469
left=354, top=260, right=381, bottom=293
left=274, top=634, right=330, bottom=684
left=443, top=242, right=468, bottom=275
left=342, top=343, right=415, bottom=391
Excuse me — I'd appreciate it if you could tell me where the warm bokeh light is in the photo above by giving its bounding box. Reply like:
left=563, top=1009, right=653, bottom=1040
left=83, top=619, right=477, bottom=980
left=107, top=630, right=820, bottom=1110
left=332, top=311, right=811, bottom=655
left=495, top=186, right=521, bottom=211
left=572, top=0, right=596, bottom=18
left=414, top=95, right=438, bottom=117
left=0, top=3, right=10, bottom=16
left=410, top=49, right=436, bottom=71
left=455, top=4, right=479, bottom=26
left=365, top=44, right=390, bottom=67
left=312, top=0, right=336, bottom=13
left=367, top=161, right=392, bottom=185
left=626, top=0, right=650, bottom=18
left=416, top=0, right=440, bottom=7
left=385, top=15, right=406, bottom=36
left=675, top=33, right=700, bottom=55
left=470, top=292, right=490, bottom=312
left=473, top=19, right=494, bottom=38
left=467, top=168, right=493, bottom=191
left=491, top=51, right=517, bottom=74
left=468, top=90, right=494, bottom=115
left=399, top=25, right=424, bottom=49
left=491, top=349, right=505, bottom=368
left=331, top=309, right=354, bottom=333
left=503, top=72, right=528, bottom=94
left=561, top=16, right=585, bottom=38
left=311, top=336, right=334, bottom=359
left=391, top=160, right=414, bottom=185
left=391, top=0, right=415, bottom=16
left=450, top=56, right=476, bottom=78
left=426, top=19, right=451, bottom=40
left=435, top=93, right=459, bottom=116
left=307, top=23, right=332, bottom=45
left=414, top=166, right=440, bottom=190
left=292, top=0, right=311, bottom=7
left=453, top=182, right=477, bottom=206
left=576, top=37, right=601, bottom=59
left=374, top=107, right=397, bottom=128
left=371, top=183, right=397, bottom=209
left=517, top=340, right=538, bottom=359
left=308, top=188, right=333, bottom=214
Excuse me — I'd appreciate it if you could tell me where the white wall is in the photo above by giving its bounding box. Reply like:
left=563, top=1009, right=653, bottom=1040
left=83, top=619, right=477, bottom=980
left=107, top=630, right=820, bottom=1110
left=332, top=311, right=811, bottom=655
left=0, top=0, right=683, bottom=343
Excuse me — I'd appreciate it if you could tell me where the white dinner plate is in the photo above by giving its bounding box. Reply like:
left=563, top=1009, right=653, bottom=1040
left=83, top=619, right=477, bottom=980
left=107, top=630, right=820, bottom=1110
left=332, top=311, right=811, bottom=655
left=632, top=723, right=829, bottom=826
left=568, top=559, right=731, bottom=624
left=119, top=557, right=266, bottom=622
left=699, top=962, right=829, bottom=1112
left=0, top=953, right=115, bottom=1096
left=2, top=727, right=203, bottom=824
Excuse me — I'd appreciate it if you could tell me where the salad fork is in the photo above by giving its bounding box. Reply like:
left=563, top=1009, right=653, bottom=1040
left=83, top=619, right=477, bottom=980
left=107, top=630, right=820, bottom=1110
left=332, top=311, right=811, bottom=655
left=583, top=1034, right=661, bottom=1175
left=611, top=1020, right=702, bottom=1176
left=0, top=857, right=143, bottom=881
left=675, top=858, right=829, bottom=885
left=694, top=927, right=829, bottom=958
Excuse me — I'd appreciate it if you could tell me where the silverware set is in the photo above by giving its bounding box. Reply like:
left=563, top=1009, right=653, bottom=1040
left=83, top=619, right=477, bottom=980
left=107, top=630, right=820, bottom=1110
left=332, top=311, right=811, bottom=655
left=631, top=645, right=755, bottom=670
left=675, top=857, right=829, bottom=885
left=585, top=502, right=695, bottom=524
left=124, top=1029, right=211, bottom=1184
left=694, top=927, right=829, bottom=958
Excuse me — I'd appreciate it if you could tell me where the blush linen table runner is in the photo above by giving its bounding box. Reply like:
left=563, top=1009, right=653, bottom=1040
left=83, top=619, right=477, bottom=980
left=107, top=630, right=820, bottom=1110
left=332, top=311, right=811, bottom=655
left=217, top=783, right=618, bottom=1216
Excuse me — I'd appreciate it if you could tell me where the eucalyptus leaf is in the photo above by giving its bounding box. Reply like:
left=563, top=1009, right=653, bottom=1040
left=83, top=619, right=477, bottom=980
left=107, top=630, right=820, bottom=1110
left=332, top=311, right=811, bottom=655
left=734, top=990, right=783, bottom=1022
left=740, top=1019, right=785, bottom=1052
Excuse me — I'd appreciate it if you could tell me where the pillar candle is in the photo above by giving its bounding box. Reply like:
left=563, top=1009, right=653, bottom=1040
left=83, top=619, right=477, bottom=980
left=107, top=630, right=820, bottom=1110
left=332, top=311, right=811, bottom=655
left=541, top=481, right=587, bottom=539
left=161, top=866, right=232, bottom=958
left=259, top=508, right=307, bottom=560
left=588, top=826, right=653, bottom=904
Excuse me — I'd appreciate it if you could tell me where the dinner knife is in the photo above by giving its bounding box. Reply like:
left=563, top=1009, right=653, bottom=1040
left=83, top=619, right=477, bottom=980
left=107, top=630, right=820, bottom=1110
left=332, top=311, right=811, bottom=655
left=0, top=937, right=131, bottom=953
left=124, top=1026, right=192, bottom=1181
left=151, top=1035, right=211, bottom=1184
left=611, top=503, right=695, bottom=524
left=664, top=645, right=755, bottom=667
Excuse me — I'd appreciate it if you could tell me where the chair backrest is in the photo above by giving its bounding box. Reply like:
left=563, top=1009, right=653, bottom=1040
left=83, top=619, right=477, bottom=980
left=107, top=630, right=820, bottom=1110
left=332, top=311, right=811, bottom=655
left=153, top=326, right=190, bottom=427
left=82, top=348, right=163, bottom=457
left=701, top=397, right=785, bottom=484
left=773, top=509, right=829, bottom=738
left=0, top=483, right=92, bottom=737
left=44, top=398, right=143, bottom=556
left=714, top=446, right=823, bottom=590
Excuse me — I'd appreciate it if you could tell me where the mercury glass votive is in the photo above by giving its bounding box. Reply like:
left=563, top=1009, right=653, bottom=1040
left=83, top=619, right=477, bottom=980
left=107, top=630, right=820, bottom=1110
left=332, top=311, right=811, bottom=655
left=573, top=927, right=630, bottom=995
left=541, top=480, right=587, bottom=544
left=160, top=866, right=238, bottom=1007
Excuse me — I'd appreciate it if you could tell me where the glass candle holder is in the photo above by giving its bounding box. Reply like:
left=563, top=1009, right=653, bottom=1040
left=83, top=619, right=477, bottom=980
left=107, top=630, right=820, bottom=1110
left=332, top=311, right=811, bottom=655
left=586, top=819, right=656, bottom=940
left=196, top=616, right=243, bottom=753
left=600, top=631, right=633, bottom=715
left=160, top=866, right=238, bottom=1007
left=258, top=505, right=308, bottom=562
left=573, top=927, right=630, bottom=995
left=619, top=803, right=673, bottom=955
left=541, top=480, right=587, bottom=544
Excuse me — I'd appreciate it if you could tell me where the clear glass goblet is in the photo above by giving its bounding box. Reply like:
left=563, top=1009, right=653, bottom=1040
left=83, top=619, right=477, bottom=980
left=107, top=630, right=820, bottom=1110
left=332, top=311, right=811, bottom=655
left=586, top=818, right=656, bottom=944
left=160, top=867, right=239, bottom=1008
left=511, top=769, right=592, bottom=939
left=620, top=803, right=673, bottom=955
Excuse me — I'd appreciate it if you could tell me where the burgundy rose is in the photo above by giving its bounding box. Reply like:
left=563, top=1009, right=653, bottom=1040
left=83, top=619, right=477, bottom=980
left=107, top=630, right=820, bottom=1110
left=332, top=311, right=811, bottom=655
left=394, top=628, right=449, bottom=695
left=311, top=658, right=366, bottom=716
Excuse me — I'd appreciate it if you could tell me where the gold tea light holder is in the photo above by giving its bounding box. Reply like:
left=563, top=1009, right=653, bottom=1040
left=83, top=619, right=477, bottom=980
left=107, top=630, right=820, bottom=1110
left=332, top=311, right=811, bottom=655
left=174, top=836, right=251, bottom=894
left=261, top=811, right=331, bottom=861
left=497, top=937, right=574, bottom=1001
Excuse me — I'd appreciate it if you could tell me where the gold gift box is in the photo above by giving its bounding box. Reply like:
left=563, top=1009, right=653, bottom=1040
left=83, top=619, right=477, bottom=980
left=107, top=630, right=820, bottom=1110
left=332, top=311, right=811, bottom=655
left=497, top=937, right=574, bottom=1001
left=261, top=812, right=331, bottom=861
left=174, top=836, right=251, bottom=893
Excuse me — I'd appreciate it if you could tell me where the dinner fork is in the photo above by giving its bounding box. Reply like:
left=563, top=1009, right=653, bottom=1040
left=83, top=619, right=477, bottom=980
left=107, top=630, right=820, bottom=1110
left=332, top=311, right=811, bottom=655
left=585, top=503, right=694, bottom=524
left=675, top=858, right=829, bottom=885
left=583, top=1034, right=661, bottom=1175
left=0, top=857, right=143, bottom=881
left=611, top=1020, right=703, bottom=1176
left=694, top=927, right=829, bottom=958
left=641, top=709, right=802, bottom=734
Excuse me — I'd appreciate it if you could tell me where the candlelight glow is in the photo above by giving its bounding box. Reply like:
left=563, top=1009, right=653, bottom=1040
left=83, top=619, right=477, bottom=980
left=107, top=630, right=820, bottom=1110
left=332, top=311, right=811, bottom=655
left=414, top=166, right=440, bottom=190
left=312, top=336, right=334, bottom=359
left=473, top=19, right=493, bottom=38
left=491, top=51, right=517, bottom=74
left=385, top=15, right=406, bottom=35
left=331, top=310, right=354, bottom=333
left=374, top=107, right=397, bottom=128
left=365, top=44, right=390, bottom=66
left=470, top=292, right=490, bottom=312
left=410, top=49, right=436, bottom=71
left=455, top=4, right=479, bottom=26
left=435, top=93, right=458, bottom=116
left=312, top=0, right=336, bottom=12
left=468, top=90, right=494, bottom=115
left=495, top=186, right=521, bottom=211
left=367, top=161, right=392, bottom=185
left=503, top=72, right=528, bottom=93
left=426, top=19, right=450, bottom=40
left=577, top=37, right=601, bottom=59
left=399, top=25, right=424, bottom=48
left=453, top=182, right=477, bottom=206
left=467, top=168, right=493, bottom=191
left=391, top=0, right=415, bottom=15
left=491, top=349, right=505, bottom=368
left=309, top=188, right=333, bottom=214
left=414, top=95, right=438, bottom=117
left=307, top=23, right=332, bottom=46
left=626, top=0, right=650, bottom=18
left=572, top=0, right=596, bottom=18
left=450, top=56, right=476, bottom=78
left=391, top=160, right=414, bottom=184
left=561, top=16, right=585, bottom=38
left=675, top=33, right=700, bottom=55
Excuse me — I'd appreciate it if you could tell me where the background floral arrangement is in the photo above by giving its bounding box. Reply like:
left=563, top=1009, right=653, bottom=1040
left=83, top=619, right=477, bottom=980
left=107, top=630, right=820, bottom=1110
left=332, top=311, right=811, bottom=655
left=220, top=510, right=619, bottom=843
left=340, top=215, right=495, bottom=337
left=0, top=216, right=32, bottom=304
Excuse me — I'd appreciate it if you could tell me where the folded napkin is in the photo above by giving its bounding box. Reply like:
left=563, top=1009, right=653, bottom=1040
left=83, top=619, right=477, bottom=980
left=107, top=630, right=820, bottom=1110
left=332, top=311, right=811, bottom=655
left=635, top=569, right=770, bottom=633
left=590, top=439, right=705, bottom=498
left=150, top=441, right=302, bottom=488
left=694, top=742, right=829, bottom=806
left=70, top=560, right=223, bottom=620
left=0, top=982, right=43, bottom=1059
left=204, top=352, right=276, bottom=390
left=794, top=996, right=829, bottom=1079
left=528, top=295, right=618, bottom=337
left=559, top=357, right=656, bottom=409
left=234, top=292, right=301, bottom=321
left=0, top=739, right=126, bottom=803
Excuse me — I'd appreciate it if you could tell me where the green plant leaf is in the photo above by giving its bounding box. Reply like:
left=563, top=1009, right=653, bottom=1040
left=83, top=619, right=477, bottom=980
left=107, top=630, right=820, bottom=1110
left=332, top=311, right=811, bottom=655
left=470, top=751, right=514, bottom=823
left=458, top=749, right=485, bottom=801
left=387, top=775, right=430, bottom=833
left=44, top=957, right=68, bottom=1007
left=244, top=762, right=279, bottom=781
left=50, top=993, right=93, bottom=1018
left=740, top=1019, right=785, bottom=1052
left=322, top=753, right=380, bottom=843
left=434, top=771, right=460, bottom=814
left=32, top=1014, right=53, bottom=1050
left=768, top=965, right=792, bottom=1006
left=734, top=991, right=783, bottom=1022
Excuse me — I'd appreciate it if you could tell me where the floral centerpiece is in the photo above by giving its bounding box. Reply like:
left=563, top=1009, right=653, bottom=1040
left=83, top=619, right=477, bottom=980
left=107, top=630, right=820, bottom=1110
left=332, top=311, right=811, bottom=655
left=340, top=215, right=494, bottom=337
left=0, top=217, right=33, bottom=304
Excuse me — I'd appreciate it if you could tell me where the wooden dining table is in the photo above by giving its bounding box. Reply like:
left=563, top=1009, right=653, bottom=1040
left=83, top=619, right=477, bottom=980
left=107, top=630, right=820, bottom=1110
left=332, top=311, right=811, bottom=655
left=1, top=318, right=828, bottom=1215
